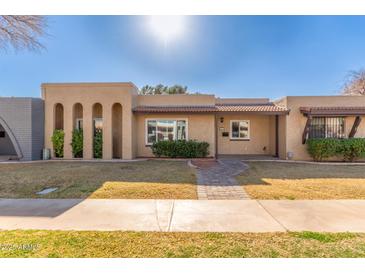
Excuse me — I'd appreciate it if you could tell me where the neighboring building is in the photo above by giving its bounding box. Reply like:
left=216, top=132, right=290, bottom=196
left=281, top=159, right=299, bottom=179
left=0, top=98, right=44, bottom=161
left=41, top=82, right=365, bottom=161
left=1, top=82, right=365, bottom=161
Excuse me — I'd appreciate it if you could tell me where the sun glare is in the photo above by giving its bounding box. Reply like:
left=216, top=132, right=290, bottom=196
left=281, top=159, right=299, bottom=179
left=146, top=16, right=187, bottom=45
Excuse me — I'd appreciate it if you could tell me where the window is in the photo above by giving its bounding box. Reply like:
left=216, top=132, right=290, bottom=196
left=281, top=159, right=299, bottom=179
left=146, top=119, right=187, bottom=145
left=230, top=120, right=250, bottom=140
left=93, top=118, right=103, bottom=134
left=309, top=117, right=345, bottom=139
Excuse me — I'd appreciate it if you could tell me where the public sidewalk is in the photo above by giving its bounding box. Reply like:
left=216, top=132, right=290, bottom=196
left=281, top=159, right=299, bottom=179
left=1, top=199, right=365, bottom=232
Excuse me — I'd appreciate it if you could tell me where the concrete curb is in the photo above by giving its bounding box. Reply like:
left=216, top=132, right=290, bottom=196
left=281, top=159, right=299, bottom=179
left=242, top=159, right=365, bottom=166
left=0, top=159, right=148, bottom=164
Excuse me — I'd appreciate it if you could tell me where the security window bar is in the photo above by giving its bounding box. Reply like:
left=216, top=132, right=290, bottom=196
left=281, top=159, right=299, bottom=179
left=309, top=117, right=345, bottom=139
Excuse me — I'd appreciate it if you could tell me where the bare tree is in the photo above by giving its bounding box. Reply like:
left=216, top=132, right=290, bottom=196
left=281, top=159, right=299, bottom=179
left=342, top=69, right=365, bottom=95
left=0, top=16, right=47, bottom=51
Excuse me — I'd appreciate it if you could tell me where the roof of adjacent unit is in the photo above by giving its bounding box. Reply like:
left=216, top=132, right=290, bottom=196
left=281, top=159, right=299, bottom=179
left=215, top=103, right=288, bottom=113
left=300, top=106, right=365, bottom=116
left=133, top=103, right=289, bottom=114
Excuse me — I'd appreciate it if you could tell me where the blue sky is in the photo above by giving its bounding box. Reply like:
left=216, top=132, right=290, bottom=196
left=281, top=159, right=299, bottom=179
left=1, top=16, right=365, bottom=99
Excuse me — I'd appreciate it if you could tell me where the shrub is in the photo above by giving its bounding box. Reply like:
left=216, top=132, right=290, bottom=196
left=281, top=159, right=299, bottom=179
left=151, top=140, right=210, bottom=158
left=307, top=138, right=340, bottom=161
left=338, top=138, right=365, bottom=162
left=307, top=138, right=365, bottom=162
left=51, top=129, right=65, bottom=158
left=71, top=129, right=83, bottom=158
left=93, top=130, right=103, bottom=159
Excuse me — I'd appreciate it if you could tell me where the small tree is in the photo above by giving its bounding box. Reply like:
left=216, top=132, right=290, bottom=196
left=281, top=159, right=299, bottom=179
left=71, top=129, right=83, bottom=158
left=0, top=16, right=47, bottom=51
left=93, top=130, right=103, bottom=159
left=139, top=84, right=188, bottom=95
left=51, top=129, right=64, bottom=158
left=342, top=69, right=365, bottom=95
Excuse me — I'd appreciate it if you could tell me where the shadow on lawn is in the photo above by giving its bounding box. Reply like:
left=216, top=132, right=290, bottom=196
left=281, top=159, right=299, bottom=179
left=0, top=160, right=195, bottom=217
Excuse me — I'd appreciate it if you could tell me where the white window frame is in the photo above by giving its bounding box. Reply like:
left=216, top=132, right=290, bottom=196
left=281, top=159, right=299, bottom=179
left=145, top=118, right=189, bottom=145
left=230, top=120, right=250, bottom=140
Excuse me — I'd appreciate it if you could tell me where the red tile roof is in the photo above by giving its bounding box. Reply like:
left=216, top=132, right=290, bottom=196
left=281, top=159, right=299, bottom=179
left=133, top=103, right=289, bottom=114
left=215, top=103, right=288, bottom=113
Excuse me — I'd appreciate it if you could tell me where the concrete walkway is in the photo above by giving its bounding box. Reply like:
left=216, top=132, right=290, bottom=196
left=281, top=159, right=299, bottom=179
left=1, top=199, right=365, bottom=232
left=194, top=159, right=250, bottom=200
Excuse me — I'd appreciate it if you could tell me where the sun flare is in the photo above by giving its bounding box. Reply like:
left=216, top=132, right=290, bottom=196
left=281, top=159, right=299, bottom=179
left=146, top=16, right=187, bottom=45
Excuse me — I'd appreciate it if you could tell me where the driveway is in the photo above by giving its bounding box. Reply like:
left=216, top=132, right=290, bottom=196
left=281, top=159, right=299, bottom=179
left=1, top=199, right=365, bottom=232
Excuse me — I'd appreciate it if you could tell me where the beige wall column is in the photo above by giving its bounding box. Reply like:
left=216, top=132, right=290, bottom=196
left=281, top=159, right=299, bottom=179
left=122, top=106, right=133, bottom=159
left=102, top=103, right=113, bottom=160
left=63, top=103, right=73, bottom=159
left=83, top=104, right=93, bottom=159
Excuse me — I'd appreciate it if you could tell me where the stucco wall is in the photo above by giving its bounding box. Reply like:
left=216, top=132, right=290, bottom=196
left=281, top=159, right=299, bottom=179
left=42, top=83, right=138, bottom=160
left=135, top=113, right=216, bottom=157
left=282, top=96, right=365, bottom=160
left=216, top=114, right=275, bottom=155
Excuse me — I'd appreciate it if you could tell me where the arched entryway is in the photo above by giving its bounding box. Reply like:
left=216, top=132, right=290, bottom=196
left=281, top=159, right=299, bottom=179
left=0, top=117, right=23, bottom=161
left=73, top=103, right=83, bottom=130
left=112, top=103, right=123, bottom=159
left=92, top=103, right=103, bottom=159
left=54, top=103, right=64, bottom=130
left=72, top=103, right=83, bottom=158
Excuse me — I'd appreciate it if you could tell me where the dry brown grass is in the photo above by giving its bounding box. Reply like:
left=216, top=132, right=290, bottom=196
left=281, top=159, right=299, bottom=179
left=0, top=160, right=197, bottom=199
left=237, top=162, right=365, bottom=200
left=0, top=230, right=364, bottom=258
left=89, top=181, right=197, bottom=199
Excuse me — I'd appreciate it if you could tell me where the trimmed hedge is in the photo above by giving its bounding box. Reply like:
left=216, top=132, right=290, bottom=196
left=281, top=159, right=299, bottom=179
left=338, top=138, right=365, bottom=162
left=307, top=138, right=341, bottom=162
left=151, top=140, right=210, bottom=158
left=51, top=129, right=65, bottom=158
left=307, top=138, right=365, bottom=162
left=71, top=129, right=83, bottom=158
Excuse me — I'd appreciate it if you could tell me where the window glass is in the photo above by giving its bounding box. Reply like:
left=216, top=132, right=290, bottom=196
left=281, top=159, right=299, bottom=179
left=156, top=120, right=175, bottom=142
left=231, top=120, right=249, bottom=139
left=177, top=120, right=186, bottom=140
left=146, top=119, right=187, bottom=144
left=93, top=118, right=103, bottom=134
left=147, top=120, right=157, bottom=144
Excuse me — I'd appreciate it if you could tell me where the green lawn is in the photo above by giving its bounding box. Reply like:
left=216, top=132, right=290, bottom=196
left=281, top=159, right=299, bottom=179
left=0, top=230, right=364, bottom=258
left=0, top=160, right=197, bottom=199
left=237, top=162, right=365, bottom=200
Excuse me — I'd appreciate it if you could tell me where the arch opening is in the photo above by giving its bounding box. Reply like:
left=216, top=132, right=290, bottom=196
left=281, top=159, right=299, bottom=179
left=72, top=103, right=83, bottom=158
left=54, top=103, right=64, bottom=130
left=92, top=103, right=103, bottom=159
left=112, top=103, right=123, bottom=159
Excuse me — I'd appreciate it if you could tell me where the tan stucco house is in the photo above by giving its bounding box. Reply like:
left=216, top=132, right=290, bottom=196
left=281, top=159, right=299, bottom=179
left=38, top=82, right=365, bottom=161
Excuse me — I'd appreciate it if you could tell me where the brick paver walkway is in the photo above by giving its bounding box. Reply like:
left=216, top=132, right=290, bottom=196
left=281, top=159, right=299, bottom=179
left=192, top=159, right=250, bottom=200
